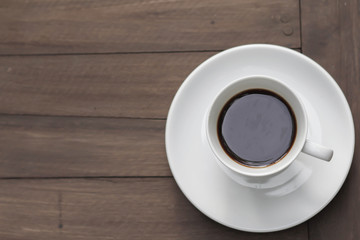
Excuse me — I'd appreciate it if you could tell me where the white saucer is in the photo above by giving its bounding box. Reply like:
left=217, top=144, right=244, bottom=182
left=165, top=44, right=355, bottom=232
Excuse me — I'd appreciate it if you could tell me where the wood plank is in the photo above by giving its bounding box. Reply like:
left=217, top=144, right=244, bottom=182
left=302, top=0, right=360, bottom=239
left=0, top=115, right=169, bottom=177
left=0, top=178, right=308, bottom=239
left=0, top=0, right=300, bottom=54
left=0, top=49, right=300, bottom=118
left=0, top=52, right=214, bottom=118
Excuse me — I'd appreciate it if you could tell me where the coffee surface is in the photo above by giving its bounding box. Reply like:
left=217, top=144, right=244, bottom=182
left=217, top=89, right=296, bottom=167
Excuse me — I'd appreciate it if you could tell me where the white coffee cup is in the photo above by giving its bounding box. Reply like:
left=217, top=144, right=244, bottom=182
left=206, top=75, right=333, bottom=178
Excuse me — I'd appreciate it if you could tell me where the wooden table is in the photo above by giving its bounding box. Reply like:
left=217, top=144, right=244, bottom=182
left=0, top=0, right=358, bottom=239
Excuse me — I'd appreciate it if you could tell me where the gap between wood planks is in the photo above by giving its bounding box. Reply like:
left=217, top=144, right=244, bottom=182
left=0, top=176, right=173, bottom=180
left=0, top=112, right=167, bottom=121
left=0, top=48, right=301, bottom=57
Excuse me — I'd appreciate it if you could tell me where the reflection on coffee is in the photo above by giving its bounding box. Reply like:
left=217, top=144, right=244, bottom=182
left=217, top=89, right=296, bottom=167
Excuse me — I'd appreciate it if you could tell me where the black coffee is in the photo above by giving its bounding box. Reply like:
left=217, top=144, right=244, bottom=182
left=217, top=89, right=296, bottom=167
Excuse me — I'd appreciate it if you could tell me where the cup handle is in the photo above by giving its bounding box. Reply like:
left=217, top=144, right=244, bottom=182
left=301, top=139, right=333, bottom=161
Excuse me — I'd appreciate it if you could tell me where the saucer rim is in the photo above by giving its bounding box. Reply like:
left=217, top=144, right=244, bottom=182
left=165, top=44, right=355, bottom=232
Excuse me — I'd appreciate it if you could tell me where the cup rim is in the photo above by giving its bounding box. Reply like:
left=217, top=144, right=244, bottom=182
left=206, top=75, right=308, bottom=177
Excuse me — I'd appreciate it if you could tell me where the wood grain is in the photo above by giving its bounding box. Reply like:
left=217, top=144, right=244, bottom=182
left=0, top=178, right=308, bottom=240
left=0, top=0, right=300, bottom=55
left=0, top=115, right=169, bottom=178
left=302, top=0, right=360, bottom=239
left=0, top=52, right=214, bottom=118
left=0, top=0, right=318, bottom=238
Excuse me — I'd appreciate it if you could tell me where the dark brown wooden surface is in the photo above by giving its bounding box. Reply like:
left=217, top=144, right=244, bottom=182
left=0, top=0, right=299, bottom=54
left=0, top=52, right=213, bottom=118
left=0, top=116, right=169, bottom=177
left=0, top=0, right=357, bottom=239
left=302, top=0, right=360, bottom=239
left=0, top=178, right=308, bottom=240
